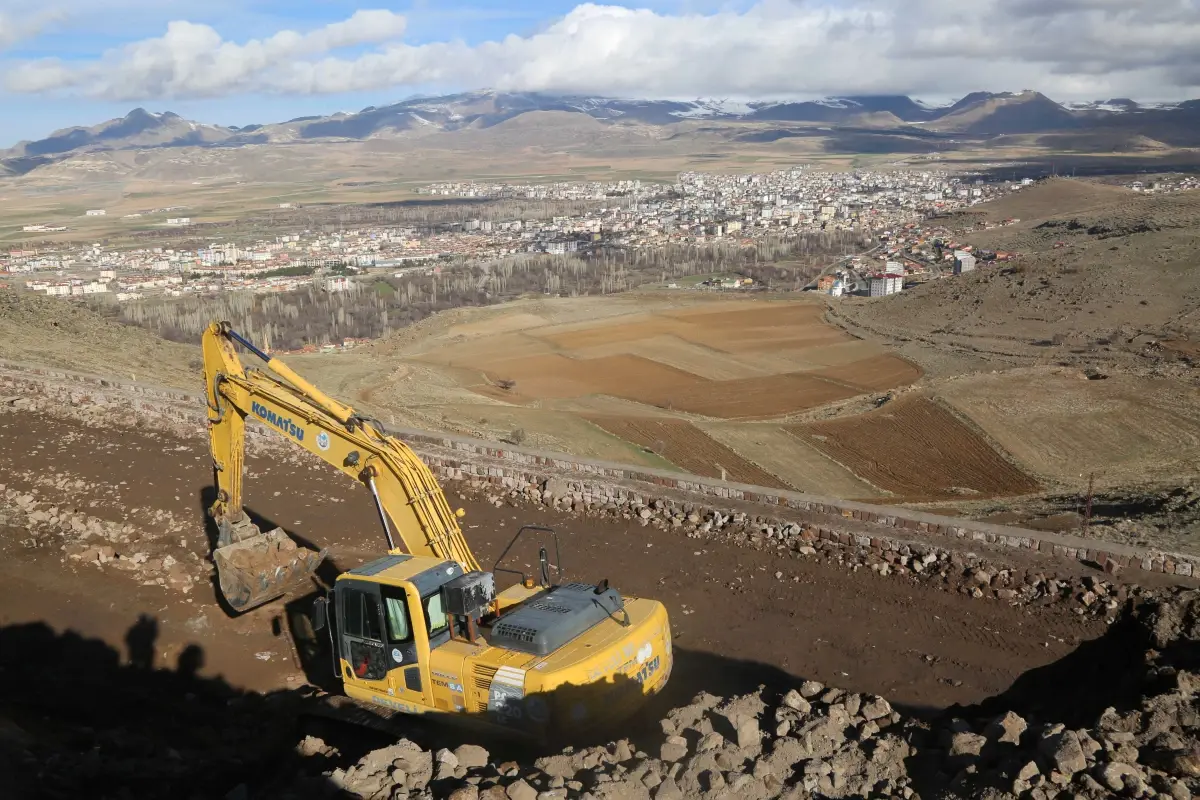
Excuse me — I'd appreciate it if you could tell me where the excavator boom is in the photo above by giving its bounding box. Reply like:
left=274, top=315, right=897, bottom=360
left=203, top=321, right=478, bottom=611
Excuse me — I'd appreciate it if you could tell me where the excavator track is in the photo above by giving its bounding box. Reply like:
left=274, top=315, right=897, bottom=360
left=297, top=691, right=420, bottom=739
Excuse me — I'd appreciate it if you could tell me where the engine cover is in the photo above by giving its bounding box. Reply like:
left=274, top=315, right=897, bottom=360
left=489, top=582, right=625, bottom=656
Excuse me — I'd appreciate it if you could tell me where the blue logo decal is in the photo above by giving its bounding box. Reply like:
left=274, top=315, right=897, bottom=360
left=316, top=431, right=331, bottom=451
left=250, top=401, right=305, bottom=442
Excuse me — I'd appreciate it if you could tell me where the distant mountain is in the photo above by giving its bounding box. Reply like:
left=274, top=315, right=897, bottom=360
left=1067, top=98, right=1143, bottom=113
left=3, top=89, right=1200, bottom=176
left=924, top=91, right=1080, bottom=134
left=942, top=92, right=999, bottom=116
left=3, top=108, right=233, bottom=158
left=838, top=96, right=937, bottom=122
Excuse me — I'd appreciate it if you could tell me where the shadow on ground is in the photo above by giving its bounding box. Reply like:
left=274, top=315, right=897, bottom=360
left=1, top=606, right=946, bottom=798
left=949, top=608, right=1147, bottom=729
left=0, top=618, right=341, bottom=799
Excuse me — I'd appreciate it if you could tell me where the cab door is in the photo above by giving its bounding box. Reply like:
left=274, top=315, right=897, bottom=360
left=336, top=580, right=392, bottom=700
left=379, top=584, right=431, bottom=709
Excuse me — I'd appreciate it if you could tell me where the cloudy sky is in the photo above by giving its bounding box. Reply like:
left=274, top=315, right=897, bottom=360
left=1, top=0, right=1199, bottom=144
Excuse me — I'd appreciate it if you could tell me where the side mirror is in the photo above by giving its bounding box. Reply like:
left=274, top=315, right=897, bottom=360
left=311, top=596, right=328, bottom=632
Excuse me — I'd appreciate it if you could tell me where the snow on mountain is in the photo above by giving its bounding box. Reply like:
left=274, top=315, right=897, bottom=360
left=1067, top=99, right=1141, bottom=113
left=668, top=99, right=757, bottom=119
left=812, top=98, right=863, bottom=109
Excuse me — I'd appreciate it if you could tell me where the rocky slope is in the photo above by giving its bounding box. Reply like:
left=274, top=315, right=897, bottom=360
left=7, top=586, right=1200, bottom=798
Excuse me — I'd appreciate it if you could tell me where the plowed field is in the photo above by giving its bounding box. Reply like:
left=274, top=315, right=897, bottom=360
left=788, top=396, right=1041, bottom=500
left=318, top=295, right=928, bottom=494
left=817, top=354, right=924, bottom=392
left=411, top=297, right=921, bottom=422
left=639, top=373, right=860, bottom=419
left=585, top=415, right=791, bottom=489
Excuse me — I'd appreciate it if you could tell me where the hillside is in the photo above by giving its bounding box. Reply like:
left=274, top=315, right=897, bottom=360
left=834, top=179, right=1200, bottom=375
left=926, top=91, right=1078, bottom=134
left=0, top=290, right=197, bottom=388
left=960, top=177, right=1135, bottom=221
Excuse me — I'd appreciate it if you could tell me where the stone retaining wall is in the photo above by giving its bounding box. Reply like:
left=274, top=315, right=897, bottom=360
left=2, top=359, right=1195, bottom=580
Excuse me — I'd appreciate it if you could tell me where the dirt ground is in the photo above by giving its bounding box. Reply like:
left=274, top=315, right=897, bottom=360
left=791, top=395, right=1043, bottom=502
left=583, top=415, right=792, bottom=489
left=0, top=409, right=1105, bottom=715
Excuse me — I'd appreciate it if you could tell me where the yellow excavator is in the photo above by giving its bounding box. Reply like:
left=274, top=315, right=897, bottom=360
left=202, top=321, right=671, bottom=738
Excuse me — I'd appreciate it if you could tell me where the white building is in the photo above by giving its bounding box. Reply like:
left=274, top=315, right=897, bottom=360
left=85, top=209, right=107, bottom=216
left=166, top=218, right=191, bottom=226
left=954, top=251, right=977, bottom=275
left=868, top=273, right=904, bottom=297
left=324, top=276, right=352, bottom=292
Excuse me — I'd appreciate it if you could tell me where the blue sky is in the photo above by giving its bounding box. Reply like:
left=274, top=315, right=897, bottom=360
left=0, top=0, right=564, bottom=141
left=1, top=0, right=1199, bottom=147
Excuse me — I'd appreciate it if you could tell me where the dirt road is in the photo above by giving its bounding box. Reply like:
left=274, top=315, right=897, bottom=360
left=0, top=411, right=1102, bottom=715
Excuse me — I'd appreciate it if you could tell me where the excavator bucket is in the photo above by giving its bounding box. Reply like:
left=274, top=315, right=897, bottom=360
left=213, top=528, right=327, bottom=612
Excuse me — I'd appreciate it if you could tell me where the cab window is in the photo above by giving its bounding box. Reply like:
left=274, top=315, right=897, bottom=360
left=342, top=588, right=383, bottom=642
left=381, top=586, right=413, bottom=643
left=340, top=587, right=386, bottom=681
left=424, top=592, right=449, bottom=637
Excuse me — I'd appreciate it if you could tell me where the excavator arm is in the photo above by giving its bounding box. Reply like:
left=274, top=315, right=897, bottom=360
left=202, top=321, right=479, bottom=610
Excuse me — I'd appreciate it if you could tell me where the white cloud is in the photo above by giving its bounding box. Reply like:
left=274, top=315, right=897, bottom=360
left=5, top=9, right=408, bottom=98
left=5, top=1, right=1200, bottom=101
left=0, top=9, right=61, bottom=51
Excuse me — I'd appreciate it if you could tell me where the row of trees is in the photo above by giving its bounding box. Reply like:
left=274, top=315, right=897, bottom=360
left=124, top=198, right=631, bottom=244
left=102, top=230, right=866, bottom=351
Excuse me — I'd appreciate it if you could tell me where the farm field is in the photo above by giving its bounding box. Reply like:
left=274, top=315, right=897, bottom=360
left=292, top=293, right=928, bottom=494
left=279, top=292, right=1196, bottom=514
left=411, top=296, right=920, bottom=420
left=583, top=415, right=791, bottom=489
left=698, top=422, right=882, bottom=499
left=788, top=396, right=1043, bottom=501
left=302, top=292, right=1191, bottom=508
left=938, top=370, right=1200, bottom=490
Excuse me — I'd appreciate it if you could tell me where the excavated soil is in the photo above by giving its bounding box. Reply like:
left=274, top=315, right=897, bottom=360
left=0, top=409, right=1104, bottom=716
left=4, top=409, right=1200, bottom=798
